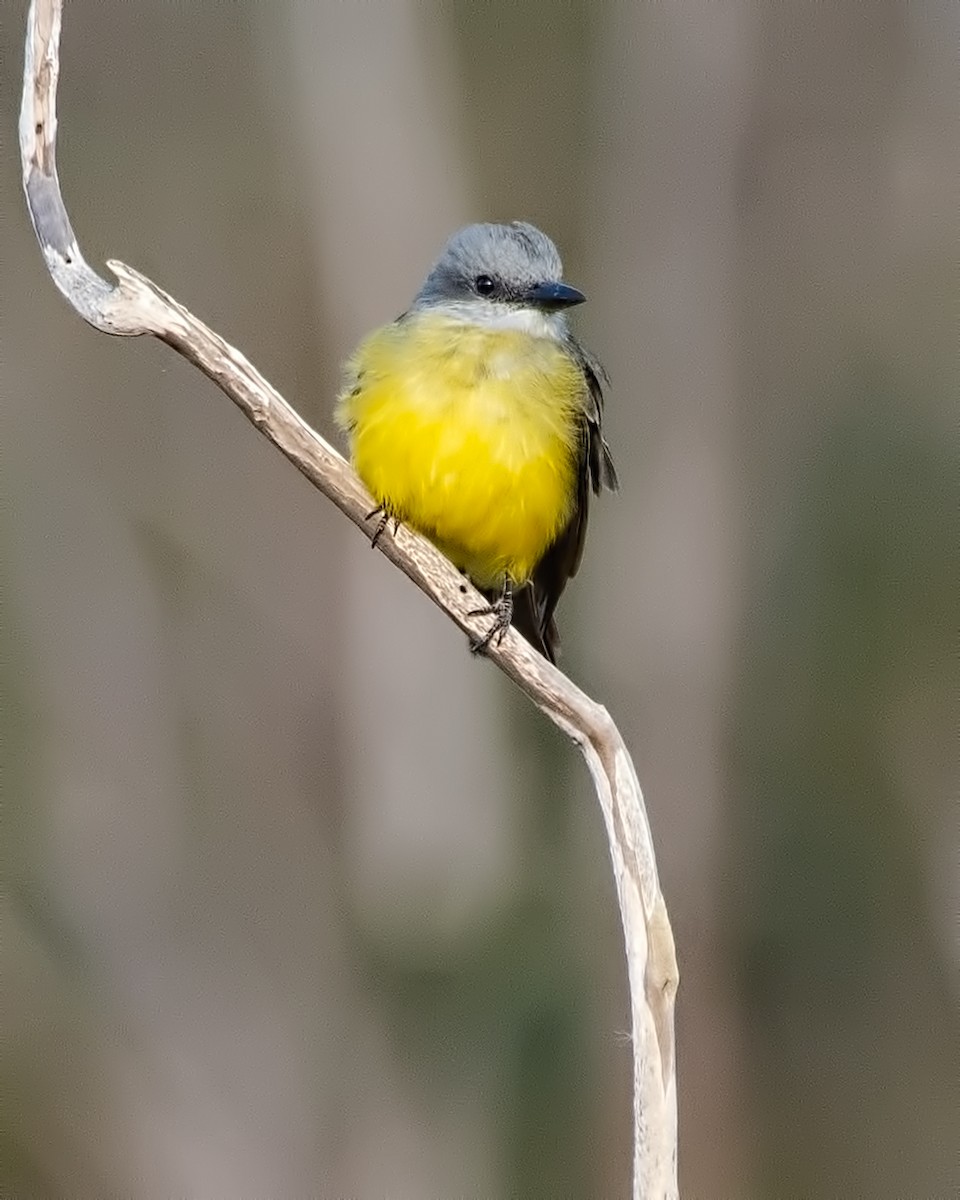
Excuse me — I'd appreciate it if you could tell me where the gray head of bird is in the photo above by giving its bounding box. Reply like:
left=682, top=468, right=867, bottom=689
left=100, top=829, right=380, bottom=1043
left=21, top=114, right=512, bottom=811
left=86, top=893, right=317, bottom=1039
left=411, top=222, right=586, bottom=330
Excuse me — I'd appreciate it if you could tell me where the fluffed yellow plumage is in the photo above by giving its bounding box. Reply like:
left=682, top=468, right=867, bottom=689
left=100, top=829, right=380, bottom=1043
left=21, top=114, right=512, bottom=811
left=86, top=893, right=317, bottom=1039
left=337, top=312, right=584, bottom=589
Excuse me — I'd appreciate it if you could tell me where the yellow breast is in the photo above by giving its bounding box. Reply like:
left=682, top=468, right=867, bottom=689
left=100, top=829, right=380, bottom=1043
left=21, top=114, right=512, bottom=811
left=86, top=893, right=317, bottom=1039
left=336, top=312, right=584, bottom=588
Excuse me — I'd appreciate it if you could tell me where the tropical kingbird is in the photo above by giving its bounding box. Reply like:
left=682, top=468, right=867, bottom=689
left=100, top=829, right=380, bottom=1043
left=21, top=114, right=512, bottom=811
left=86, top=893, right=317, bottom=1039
left=336, top=221, right=617, bottom=662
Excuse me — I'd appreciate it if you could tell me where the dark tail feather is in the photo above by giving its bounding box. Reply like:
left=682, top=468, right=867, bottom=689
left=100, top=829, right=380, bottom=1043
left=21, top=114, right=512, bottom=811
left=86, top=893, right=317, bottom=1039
left=509, top=583, right=559, bottom=664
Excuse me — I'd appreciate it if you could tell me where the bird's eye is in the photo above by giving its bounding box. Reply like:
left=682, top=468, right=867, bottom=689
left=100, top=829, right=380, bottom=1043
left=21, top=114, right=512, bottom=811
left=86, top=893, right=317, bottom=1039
left=474, top=274, right=496, bottom=297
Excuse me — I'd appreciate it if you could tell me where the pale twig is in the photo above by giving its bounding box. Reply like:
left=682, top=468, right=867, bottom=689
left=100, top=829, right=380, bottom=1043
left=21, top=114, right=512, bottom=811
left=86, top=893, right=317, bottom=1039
left=19, top=2, right=679, bottom=1194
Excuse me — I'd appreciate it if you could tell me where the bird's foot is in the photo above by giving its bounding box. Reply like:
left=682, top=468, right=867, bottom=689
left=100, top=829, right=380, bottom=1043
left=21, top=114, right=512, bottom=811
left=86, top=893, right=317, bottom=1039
left=365, top=504, right=402, bottom=549
left=468, top=580, right=513, bottom=656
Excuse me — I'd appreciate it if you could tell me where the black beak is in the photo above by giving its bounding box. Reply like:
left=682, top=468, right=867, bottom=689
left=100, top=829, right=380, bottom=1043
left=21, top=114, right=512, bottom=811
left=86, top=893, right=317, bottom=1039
left=526, top=280, right=586, bottom=309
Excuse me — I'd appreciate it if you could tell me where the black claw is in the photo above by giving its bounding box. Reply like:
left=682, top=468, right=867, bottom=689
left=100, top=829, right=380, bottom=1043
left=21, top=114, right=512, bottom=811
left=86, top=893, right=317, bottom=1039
left=468, top=579, right=513, bottom=656
left=365, top=504, right=400, bottom=549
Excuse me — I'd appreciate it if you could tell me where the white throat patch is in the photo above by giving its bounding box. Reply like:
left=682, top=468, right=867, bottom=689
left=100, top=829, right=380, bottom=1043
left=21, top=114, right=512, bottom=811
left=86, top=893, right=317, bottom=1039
left=425, top=300, right=568, bottom=342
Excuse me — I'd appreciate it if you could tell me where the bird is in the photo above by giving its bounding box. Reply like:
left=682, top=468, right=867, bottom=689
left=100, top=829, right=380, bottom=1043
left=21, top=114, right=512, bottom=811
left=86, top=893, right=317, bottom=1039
left=336, top=221, right=617, bottom=663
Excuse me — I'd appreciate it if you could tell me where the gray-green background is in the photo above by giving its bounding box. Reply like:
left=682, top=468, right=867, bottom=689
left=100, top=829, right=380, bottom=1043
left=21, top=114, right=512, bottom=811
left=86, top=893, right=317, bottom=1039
left=2, top=2, right=957, bottom=1196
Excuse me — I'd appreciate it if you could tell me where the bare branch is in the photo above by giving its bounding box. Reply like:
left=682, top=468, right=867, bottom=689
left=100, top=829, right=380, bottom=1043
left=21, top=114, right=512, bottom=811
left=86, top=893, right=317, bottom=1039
left=19, top=2, right=678, bottom=1194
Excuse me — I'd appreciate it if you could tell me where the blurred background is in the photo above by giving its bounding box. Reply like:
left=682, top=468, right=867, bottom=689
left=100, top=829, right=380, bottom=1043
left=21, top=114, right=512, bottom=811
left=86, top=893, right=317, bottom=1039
left=2, top=2, right=957, bottom=1196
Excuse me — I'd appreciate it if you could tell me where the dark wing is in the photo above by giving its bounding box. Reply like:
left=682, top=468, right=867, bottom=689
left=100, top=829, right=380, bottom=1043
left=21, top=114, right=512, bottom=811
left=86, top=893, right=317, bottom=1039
left=511, top=339, right=618, bottom=663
